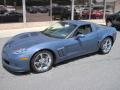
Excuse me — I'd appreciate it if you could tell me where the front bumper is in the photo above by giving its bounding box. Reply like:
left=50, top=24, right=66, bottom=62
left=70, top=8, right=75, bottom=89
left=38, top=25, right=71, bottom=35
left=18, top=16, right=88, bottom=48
left=2, top=52, right=30, bottom=72
left=2, top=59, right=29, bottom=72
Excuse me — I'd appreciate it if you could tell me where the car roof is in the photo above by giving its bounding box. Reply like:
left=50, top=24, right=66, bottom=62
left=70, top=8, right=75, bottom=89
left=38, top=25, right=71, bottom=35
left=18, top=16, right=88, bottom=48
left=65, top=20, right=91, bottom=26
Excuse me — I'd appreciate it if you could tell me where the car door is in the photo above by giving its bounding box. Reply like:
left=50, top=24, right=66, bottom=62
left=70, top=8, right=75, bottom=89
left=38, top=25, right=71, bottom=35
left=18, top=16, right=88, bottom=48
left=78, top=24, right=98, bottom=54
left=63, top=37, right=82, bottom=59
left=63, top=24, right=99, bottom=59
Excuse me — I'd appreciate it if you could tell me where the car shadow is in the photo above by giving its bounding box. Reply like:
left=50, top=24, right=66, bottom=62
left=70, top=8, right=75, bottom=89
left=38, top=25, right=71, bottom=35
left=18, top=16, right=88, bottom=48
left=3, top=66, right=31, bottom=76
left=54, top=52, right=98, bottom=67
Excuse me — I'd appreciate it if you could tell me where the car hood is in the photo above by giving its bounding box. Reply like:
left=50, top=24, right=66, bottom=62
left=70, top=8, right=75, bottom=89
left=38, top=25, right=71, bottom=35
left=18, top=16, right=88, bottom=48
left=6, top=32, right=58, bottom=49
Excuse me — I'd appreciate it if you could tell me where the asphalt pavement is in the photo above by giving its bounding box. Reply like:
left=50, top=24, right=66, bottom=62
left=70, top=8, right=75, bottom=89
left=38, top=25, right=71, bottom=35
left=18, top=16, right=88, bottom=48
left=0, top=32, right=120, bottom=90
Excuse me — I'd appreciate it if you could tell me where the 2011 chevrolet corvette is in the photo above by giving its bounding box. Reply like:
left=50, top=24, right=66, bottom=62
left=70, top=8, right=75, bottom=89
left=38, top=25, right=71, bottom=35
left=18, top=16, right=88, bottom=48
left=2, top=20, right=117, bottom=73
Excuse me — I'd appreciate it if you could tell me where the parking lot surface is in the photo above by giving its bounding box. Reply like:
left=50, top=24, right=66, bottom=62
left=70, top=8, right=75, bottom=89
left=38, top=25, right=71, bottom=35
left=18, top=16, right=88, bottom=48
left=0, top=32, right=120, bottom=90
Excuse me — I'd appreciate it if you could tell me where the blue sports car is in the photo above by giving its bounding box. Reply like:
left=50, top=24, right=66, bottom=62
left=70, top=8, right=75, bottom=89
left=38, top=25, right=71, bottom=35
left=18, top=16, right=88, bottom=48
left=2, top=20, right=117, bottom=73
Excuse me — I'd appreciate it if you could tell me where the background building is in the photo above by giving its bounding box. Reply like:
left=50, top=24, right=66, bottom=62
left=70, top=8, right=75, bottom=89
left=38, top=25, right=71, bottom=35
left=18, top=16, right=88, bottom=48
left=0, top=0, right=119, bottom=23
left=114, top=0, right=120, bottom=13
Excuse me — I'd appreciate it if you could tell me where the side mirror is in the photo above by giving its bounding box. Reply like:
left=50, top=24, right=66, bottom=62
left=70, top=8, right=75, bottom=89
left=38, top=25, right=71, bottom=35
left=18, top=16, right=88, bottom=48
left=75, top=34, right=85, bottom=40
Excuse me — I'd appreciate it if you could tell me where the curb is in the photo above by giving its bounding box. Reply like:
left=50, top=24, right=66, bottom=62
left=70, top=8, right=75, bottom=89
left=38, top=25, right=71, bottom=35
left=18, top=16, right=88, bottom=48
left=0, top=27, right=47, bottom=38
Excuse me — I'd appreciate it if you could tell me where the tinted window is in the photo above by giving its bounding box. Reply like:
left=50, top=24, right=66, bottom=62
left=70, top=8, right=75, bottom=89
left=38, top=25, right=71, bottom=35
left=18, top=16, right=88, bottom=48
left=74, top=24, right=92, bottom=36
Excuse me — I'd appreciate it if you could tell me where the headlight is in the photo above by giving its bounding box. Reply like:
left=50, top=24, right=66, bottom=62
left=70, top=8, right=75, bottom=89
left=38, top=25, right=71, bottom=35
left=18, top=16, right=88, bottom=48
left=13, top=48, right=27, bottom=54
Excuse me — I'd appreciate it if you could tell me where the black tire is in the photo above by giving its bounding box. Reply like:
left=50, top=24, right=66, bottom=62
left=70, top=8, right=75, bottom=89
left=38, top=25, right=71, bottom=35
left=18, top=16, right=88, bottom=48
left=99, top=37, right=113, bottom=54
left=31, top=50, right=53, bottom=73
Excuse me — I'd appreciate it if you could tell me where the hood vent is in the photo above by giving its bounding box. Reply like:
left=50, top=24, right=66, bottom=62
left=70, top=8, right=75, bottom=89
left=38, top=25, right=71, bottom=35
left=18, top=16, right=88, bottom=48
left=19, top=34, right=29, bottom=39
left=19, top=32, right=39, bottom=39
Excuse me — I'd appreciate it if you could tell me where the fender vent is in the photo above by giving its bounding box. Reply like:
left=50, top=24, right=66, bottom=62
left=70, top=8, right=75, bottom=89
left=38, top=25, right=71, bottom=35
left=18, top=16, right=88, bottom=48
left=57, top=47, right=64, bottom=57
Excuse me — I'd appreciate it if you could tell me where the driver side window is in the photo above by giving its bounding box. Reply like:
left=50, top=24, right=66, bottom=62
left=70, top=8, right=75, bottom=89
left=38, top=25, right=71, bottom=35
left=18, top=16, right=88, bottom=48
left=74, top=24, right=92, bottom=36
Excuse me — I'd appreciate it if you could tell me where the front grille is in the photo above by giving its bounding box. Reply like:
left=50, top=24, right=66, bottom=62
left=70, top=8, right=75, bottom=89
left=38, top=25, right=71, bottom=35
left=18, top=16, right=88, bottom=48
left=4, top=59, right=10, bottom=65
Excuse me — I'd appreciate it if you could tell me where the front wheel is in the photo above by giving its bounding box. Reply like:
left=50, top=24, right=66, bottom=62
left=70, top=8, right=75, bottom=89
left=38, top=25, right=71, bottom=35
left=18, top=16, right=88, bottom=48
left=99, top=37, right=113, bottom=54
left=31, top=50, right=53, bottom=73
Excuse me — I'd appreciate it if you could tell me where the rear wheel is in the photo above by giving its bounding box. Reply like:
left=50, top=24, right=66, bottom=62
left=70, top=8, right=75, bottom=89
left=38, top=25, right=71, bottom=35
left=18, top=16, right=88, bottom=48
left=99, top=37, right=113, bottom=54
left=31, top=50, right=53, bottom=73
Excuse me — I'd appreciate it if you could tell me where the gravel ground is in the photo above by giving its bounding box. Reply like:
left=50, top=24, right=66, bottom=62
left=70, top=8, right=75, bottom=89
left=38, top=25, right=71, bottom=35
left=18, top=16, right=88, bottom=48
left=0, top=32, right=120, bottom=90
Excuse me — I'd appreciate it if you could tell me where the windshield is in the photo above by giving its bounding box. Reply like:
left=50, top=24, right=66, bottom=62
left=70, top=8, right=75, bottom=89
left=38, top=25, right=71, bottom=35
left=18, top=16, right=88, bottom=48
left=42, top=22, right=77, bottom=39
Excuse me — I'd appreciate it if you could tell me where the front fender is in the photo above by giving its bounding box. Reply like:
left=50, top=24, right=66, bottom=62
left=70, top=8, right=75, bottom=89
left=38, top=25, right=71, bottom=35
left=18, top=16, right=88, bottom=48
left=27, top=42, right=60, bottom=63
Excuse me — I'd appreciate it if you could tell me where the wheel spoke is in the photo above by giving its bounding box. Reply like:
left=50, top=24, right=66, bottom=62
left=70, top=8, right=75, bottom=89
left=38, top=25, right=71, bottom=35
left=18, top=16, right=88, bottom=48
left=103, top=44, right=107, bottom=49
left=34, top=62, right=41, bottom=67
left=39, top=54, right=43, bottom=58
left=45, top=57, right=49, bottom=63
